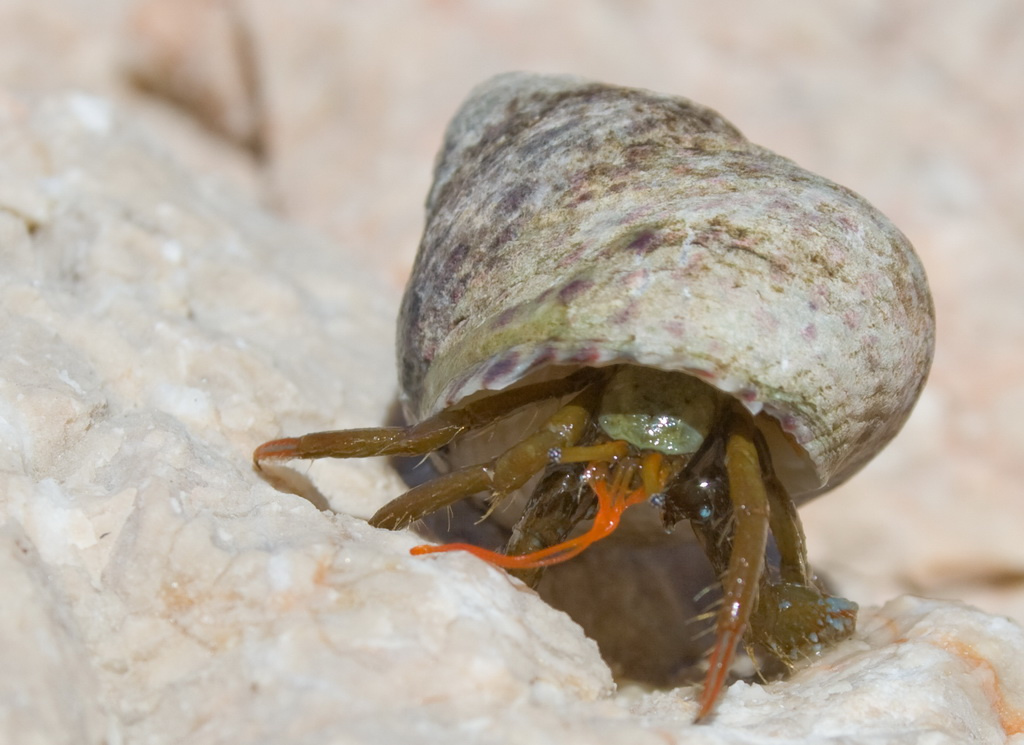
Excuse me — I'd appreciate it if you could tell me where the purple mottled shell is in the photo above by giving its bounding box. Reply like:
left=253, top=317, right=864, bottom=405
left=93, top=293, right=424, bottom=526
left=398, top=73, right=934, bottom=498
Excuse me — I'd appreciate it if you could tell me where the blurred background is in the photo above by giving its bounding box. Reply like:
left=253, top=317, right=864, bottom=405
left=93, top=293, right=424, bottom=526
left=4, top=0, right=1020, bottom=628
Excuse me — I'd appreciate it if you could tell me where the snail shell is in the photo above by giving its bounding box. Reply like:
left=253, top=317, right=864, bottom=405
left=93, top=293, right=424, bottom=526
left=398, top=72, right=934, bottom=501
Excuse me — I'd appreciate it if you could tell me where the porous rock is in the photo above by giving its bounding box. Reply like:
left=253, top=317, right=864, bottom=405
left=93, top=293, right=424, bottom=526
left=1, top=92, right=1021, bottom=745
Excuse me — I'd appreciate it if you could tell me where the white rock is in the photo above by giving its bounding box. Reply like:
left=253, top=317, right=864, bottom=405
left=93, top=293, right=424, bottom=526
left=1, top=92, right=1022, bottom=745
left=634, top=597, right=1024, bottom=743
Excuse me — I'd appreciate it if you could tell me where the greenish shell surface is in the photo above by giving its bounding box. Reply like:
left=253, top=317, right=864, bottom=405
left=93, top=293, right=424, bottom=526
left=398, top=72, right=935, bottom=498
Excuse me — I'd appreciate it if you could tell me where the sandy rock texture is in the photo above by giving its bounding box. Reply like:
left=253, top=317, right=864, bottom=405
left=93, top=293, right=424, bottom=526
left=1, top=1, right=1023, bottom=744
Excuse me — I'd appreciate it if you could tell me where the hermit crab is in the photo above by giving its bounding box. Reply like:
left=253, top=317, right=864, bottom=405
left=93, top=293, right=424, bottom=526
left=255, top=73, right=935, bottom=720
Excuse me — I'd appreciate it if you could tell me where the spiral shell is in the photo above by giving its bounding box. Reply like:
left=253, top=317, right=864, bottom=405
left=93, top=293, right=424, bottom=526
left=398, top=72, right=934, bottom=499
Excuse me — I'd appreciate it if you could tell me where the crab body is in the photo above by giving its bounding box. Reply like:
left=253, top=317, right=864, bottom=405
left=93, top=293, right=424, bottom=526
left=254, top=73, right=934, bottom=721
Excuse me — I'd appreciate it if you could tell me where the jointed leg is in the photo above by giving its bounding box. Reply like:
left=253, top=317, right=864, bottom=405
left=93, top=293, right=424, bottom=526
left=370, top=385, right=600, bottom=530
left=745, top=437, right=858, bottom=664
left=689, top=409, right=857, bottom=720
left=754, top=433, right=810, bottom=586
left=253, top=369, right=599, bottom=465
left=694, top=408, right=770, bottom=723
left=747, top=422, right=857, bottom=667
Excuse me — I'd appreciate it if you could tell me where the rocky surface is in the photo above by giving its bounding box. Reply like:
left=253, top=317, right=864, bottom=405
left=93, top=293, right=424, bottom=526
left=1, top=2, right=1023, bottom=744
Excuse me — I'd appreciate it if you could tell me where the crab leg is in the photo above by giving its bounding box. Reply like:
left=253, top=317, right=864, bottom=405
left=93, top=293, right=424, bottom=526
left=253, top=369, right=597, bottom=465
left=754, top=433, right=811, bottom=586
left=370, top=387, right=598, bottom=530
left=694, top=412, right=770, bottom=723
